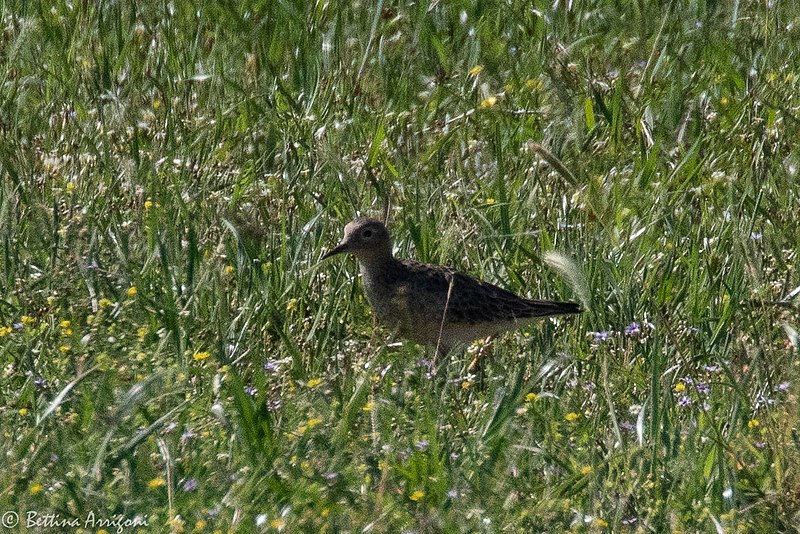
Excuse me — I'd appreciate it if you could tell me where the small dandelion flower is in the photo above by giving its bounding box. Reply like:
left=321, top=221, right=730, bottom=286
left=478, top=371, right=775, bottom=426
left=144, top=199, right=153, bottom=210
left=461, top=380, right=472, bottom=390
left=29, top=483, right=44, bottom=495
left=306, top=377, right=322, bottom=388
left=224, top=265, right=235, bottom=274
left=99, top=297, right=113, bottom=308
left=674, top=382, right=686, bottom=393
left=409, top=490, right=425, bottom=501
left=593, top=518, right=609, bottom=528
left=21, top=316, right=35, bottom=326
left=193, top=351, right=211, bottom=361
left=580, top=465, right=593, bottom=474
left=59, top=344, right=71, bottom=353
left=270, top=518, right=286, bottom=530
left=306, top=417, right=322, bottom=429
left=480, top=96, right=497, bottom=108
left=18, top=408, right=28, bottom=416
left=59, top=320, right=71, bottom=329
left=0, top=326, right=12, bottom=337
left=469, top=65, right=483, bottom=76
left=148, top=478, right=166, bottom=488
left=362, top=401, right=375, bottom=412
left=485, top=197, right=496, bottom=205
left=565, top=412, right=579, bottom=422
left=525, top=392, right=538, bottom=402
left=747, top=418, right=760, bottom=429
left=126, top=286, right=138, bottom=297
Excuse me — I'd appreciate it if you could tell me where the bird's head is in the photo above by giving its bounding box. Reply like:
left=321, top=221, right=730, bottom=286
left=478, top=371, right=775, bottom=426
left=322, top=218, right=392, bottom=261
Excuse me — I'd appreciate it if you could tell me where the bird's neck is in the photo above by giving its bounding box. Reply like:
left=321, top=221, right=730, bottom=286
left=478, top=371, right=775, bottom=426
left=357, top=250, right=396, bottom=274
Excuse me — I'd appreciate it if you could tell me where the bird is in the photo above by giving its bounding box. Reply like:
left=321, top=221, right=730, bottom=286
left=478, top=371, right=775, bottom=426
left=323, top=217, right=582, bottom=359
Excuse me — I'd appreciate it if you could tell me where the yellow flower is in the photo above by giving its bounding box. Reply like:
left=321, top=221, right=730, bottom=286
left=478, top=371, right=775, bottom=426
left=127, top=286, right=138, bottom=297
left=59, top=345, right=71, bottom=353
left=524, top=78, right=542, bottom=90
left=99, top=298, right=113, bottom=308
left=674, top=382, right=685, bottom=393
left=593, top=518, right=608, bottom=528
left=270, top=518, right=286, bottom=530
left=747, top=418, right=760, bottom=429
left=137, top=326, right=149, bottom=340
left=306, top=417, right=322, bottom=429
left=480, top=96, right=497, bottom=108
left=362, top=401, right=375, bottom=412
left=461, top=380, right=472, bottom=390
left=580, top=465, right=593, bottom=474
left=0, top=326, right=12, bottom=337
left=224, top=265, right=235, bottom=274
left=144, top=199, right=153, bottom=210
left=21, top=315, right=35, bottom=326
left=469, top=65, right=483, bottom=76
left=286, top=298, right=298, bottom=312
left=565, top=412, right=579, bottom=422
left=153, top=98, right=162, bottom=109
left=409, top=490, right=425, bottom=501
left=307, top=378, right=322, bottom=388
left=193, top=351, right=211, bottom=361
left=59, top=320, right=71, bottom=329
left=30, top=483, right=44, bottom=495
left=194, top=520, right=206, bottom=530
left=19, top=408, right=28, bottom=416
left=485, top=197, right=496, bottom=205
left=148, top=478, right=166, bottom=488
left=525, top=392, right=538, bottom=402
left=66, top=181, right=76, bottom=193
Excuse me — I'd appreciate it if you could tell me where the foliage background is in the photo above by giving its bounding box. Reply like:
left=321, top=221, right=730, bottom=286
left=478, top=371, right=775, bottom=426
left=1, top=0, right=799, bottom=531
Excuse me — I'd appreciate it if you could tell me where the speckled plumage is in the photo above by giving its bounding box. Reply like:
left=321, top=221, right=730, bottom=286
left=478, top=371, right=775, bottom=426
left=324, top=218, right=581, bottom=354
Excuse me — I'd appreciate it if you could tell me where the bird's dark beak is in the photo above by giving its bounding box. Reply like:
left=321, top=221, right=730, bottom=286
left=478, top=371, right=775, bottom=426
left=322, top=243, right=349, bottom=260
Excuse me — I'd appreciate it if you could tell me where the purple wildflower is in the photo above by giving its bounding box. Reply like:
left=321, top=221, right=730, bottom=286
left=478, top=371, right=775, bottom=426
left=775, top=382, right=790, bottom=392
left=624, top=322, right=641, bottom=335
left=182, top=479, right=198, bottom=492
left=244, top=386, right=258, bottom=396
left=592, top=331, right=610, bottom=342
left=696, top=383, right=710, bottom=395
left=415, top=439, right=430, bottom=451
left=678, top=396, right=692, bottom=407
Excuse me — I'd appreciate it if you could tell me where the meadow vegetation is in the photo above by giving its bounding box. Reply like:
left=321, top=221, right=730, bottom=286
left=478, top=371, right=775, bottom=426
left=1, top=0, right=800, bottom=531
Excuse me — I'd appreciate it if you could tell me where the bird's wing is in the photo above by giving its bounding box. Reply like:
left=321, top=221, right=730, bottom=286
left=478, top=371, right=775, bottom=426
left=400, top=260, right=580, bottom=325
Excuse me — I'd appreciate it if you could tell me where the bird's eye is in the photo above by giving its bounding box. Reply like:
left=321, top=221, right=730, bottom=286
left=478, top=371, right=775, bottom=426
left=362, top=229, right=373, bottom=238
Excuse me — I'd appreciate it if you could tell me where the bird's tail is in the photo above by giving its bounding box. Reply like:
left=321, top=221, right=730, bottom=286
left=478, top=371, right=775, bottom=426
left=525, top=299, right=582, bottom=318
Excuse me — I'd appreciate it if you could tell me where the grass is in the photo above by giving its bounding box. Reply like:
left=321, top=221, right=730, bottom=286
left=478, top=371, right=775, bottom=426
left=1, top=0, right=800, bottom=531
